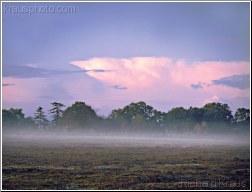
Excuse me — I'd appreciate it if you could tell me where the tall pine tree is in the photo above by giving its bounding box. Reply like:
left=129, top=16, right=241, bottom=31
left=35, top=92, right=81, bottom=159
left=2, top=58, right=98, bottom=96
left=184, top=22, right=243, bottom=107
left=34, top=106, right=48, bottom=129
left=49, top=102, right=65, bottom=126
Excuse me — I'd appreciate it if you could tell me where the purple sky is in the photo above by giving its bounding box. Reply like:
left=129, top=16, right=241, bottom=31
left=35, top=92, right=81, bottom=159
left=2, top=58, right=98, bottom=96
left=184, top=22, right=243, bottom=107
left=2, top=2, right=250, bottom=117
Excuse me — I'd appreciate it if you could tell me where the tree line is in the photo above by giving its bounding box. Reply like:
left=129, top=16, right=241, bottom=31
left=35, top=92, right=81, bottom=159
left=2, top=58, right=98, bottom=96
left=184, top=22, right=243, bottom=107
left=2, top=101, right=250, bottom=135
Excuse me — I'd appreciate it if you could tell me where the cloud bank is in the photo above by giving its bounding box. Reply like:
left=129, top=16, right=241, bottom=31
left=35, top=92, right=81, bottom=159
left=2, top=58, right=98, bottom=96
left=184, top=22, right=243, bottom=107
left=70, top=57, right=249, bottom=90
left=69, top=57, right=249, bottom=112
left=212, top=74, right=250, bottom=89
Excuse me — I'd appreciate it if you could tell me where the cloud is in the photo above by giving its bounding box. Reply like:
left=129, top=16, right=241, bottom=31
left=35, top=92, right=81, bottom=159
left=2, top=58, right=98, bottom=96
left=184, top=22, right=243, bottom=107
left=212, top=74, right=250, bottom=89
left=191, top=82, right=204, bottom=90
left=2, top=65, right=88, bottom=78
left=2, top=83, right=15, bottom=87
left=111, top=85, right=127, bottom=90
left=70, top=57, right=250, bottom=112
left=70, top=57, right=173, bottom=88
left=70, top=57, right=249, bottom=90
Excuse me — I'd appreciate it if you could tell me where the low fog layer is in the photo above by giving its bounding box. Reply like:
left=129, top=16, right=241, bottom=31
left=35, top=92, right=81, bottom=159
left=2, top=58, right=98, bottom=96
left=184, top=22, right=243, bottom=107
left=3, top=131, right=250, bottom=147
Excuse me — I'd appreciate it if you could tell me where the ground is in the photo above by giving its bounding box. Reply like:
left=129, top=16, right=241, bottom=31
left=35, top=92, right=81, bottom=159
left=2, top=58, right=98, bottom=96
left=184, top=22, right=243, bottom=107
left=2, top=135, right=250, bottom=190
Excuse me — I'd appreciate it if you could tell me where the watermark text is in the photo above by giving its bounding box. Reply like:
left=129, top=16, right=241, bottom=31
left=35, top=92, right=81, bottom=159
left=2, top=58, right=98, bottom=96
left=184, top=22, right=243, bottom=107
left=3, top=4, right=76, bottom=15
left=179, top=179, right=247, bottom=189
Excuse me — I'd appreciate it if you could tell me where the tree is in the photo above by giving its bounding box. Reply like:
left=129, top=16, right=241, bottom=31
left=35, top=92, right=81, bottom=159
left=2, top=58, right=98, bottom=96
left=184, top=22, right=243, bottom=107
left=152, top=110, right=166, bottom=128
left=2, top=108, right=35, bottom=131
left=49, top=102, right=65, bottom=126
left=165, top=107, right=190, bottom=132
left=34, top=107, right=48, bottom=129
left=203, top=102, right=233, bottom=123
left=166, top=107, right=188, bottom=122
left=109, top=108, right=123, bottom=120
left=188, top=107, right=206, bottom=122
left=108, top=109, right=124, bottom=126
left=132, top=114, right=145, bottom=129
left=2, top=100, right=249, bottom=135
left=2, top=108, right=25, bottom=128
left=60, top=101, right=98, bottom=129
left=117, top=102, right=155, bottom=125
left=108, top=101, right=158, bottom=134
left=123, top=102, right=155, bottom=123
left=108, top=108, right=129, bottom=134
left=234, top=108, right=250, bottom=132
left=234, top=108, right=250, bottom=122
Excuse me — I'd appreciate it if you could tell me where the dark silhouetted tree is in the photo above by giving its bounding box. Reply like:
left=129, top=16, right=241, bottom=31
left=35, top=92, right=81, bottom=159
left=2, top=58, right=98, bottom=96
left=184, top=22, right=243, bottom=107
left=234, top=108, right=250, bottom=131
left=49, top=102, right=65, bottom=126
left=2, top=101, right=249, bottom=135
left=203, top=102, right=233, bottom=123
left=234, top=108, right=250, bottom=122
left=34, top=106, right=49, bottom=129
left=60, top=101, right=98, bottom=129
left=188, top=107, right=206, bottom=122
left=108, top=101, right=158, bottom=134
left=2, top=108, right=35, bottom=130
left=165, top=107, right=190, bottom=132
left=2, top=108, right=25, bottom=128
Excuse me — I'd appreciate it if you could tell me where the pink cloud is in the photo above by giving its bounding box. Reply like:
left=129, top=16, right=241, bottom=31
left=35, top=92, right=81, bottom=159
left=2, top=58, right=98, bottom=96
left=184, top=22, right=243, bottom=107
left=71, top=57, right=172, bottom=88
left=70, top=57, right=249, bottom=88
left=70, top=57, right=250, bottom=110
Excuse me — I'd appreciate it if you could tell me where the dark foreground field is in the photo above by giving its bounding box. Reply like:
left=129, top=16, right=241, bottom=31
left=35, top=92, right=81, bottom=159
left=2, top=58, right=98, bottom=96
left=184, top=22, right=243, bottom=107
left=2, top=135, right=250, bottom=190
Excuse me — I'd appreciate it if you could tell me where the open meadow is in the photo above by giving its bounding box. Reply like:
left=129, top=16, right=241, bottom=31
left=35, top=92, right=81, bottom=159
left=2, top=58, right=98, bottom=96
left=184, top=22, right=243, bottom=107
left=2, top=135, right=250, bottom=190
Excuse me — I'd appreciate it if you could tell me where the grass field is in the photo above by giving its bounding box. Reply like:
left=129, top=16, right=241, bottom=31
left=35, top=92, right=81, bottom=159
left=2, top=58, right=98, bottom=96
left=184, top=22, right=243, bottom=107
left=2, top=135, right=250, bottom=190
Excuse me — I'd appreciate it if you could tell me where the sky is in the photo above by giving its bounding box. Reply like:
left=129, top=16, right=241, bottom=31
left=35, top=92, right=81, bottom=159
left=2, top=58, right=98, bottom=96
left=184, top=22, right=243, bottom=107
left=2, top=2, right=251, bottom=117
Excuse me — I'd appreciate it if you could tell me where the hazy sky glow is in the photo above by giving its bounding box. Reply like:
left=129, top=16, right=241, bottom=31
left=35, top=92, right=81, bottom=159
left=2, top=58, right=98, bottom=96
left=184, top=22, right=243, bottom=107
left=2, top=2, right=250, bottom=116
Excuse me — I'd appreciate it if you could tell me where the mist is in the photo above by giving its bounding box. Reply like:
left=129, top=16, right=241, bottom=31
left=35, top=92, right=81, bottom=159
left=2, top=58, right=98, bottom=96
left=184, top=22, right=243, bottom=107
left=3, top=126, right=250, bottom=147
